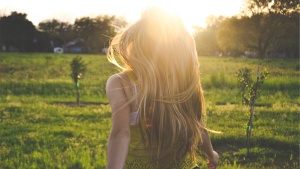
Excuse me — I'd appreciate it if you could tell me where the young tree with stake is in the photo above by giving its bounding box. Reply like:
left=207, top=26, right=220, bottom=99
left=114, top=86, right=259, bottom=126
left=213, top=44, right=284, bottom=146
left=70, top=56, right=86, bottom=106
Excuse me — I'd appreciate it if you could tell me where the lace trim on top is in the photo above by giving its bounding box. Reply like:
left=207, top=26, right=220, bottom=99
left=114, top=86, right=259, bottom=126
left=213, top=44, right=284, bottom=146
left=124, top=158, right=198, bottom=169
left=130, top=79, right=138, bottom=125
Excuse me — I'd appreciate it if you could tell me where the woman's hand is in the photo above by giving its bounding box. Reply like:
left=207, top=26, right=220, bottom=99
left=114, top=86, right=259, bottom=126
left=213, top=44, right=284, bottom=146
left=207, top=150, right=219, bottom=169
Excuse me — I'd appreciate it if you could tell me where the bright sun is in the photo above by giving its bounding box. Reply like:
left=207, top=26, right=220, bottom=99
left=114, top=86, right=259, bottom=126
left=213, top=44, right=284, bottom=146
left=137, top=1, right=204, bottom=33
left=137, top=0, right=244, bottom=32
left=150, top=2, right=197, bottom=33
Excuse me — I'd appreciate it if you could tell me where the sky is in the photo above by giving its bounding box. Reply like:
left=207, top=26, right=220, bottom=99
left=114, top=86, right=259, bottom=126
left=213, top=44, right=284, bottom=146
left=0, top=0, right=245, bottom=29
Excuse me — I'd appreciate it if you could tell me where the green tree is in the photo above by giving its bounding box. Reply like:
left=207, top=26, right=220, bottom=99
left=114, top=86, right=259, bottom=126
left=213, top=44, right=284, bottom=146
left=217, top=0, right=299, bottom=58
left=38, top=19, right=74, bottom=47
left=235, top=68, right=252, bottom=105
left=243, top=0, right=299, bottom=16
left=236, top=67, right=269, bottom=156
left=269, top=12, right=299, bottom=58
left=74, top=15, right=116, bottom=53
left=243, top=0, right=299, bottom=58
left=218, top=13, right=285, bottom=58
left=194, top=15, right=224, bottom=56
left=217, top=16, right=247, bottom=56
left=0, top=11, right=36, bottom=52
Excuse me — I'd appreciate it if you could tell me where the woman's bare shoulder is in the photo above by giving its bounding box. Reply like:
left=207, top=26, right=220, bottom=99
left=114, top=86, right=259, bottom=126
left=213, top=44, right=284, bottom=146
left=106, top=72, right=131, bottom=93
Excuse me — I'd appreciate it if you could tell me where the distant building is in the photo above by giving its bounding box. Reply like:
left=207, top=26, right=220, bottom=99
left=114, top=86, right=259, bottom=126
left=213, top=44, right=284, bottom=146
left=1, top=45, right=6, bottom=52
left=54, top=47, right=64, bottom=54
left=0, top=45, right=19, bottom=52
left=64, top=38, right=84, bottom=53
left=243, top=51, right=257, bottom=58
left=101, top=47, right=108, bottom=54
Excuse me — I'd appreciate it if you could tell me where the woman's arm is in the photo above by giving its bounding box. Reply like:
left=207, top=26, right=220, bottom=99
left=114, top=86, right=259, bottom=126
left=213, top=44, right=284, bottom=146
left=106, top=74, right=131, bottom=169
left=199, top=120, right=219, bottom=168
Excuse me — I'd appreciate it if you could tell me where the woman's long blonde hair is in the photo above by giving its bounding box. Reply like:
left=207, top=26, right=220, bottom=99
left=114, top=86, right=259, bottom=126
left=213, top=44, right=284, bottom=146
left=108, top=7, right=206, bottom=168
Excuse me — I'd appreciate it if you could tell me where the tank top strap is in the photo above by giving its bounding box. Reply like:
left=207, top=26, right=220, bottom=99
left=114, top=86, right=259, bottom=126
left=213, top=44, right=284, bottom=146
left=125, top=71, right=138, bottom=107
left=125, top=71, right=137, bottom=83
left=125, top=71, right=138, bottom=95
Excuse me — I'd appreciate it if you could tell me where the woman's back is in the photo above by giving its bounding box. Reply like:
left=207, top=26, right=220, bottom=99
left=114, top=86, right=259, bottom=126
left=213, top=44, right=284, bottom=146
left=105, top=7, right=219, bottom=169
left=119, top=72, right=199, bottom=168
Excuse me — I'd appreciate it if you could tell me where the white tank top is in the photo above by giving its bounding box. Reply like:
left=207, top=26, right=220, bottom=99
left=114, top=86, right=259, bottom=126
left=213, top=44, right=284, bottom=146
left=130, top=84, right=138, bottom=125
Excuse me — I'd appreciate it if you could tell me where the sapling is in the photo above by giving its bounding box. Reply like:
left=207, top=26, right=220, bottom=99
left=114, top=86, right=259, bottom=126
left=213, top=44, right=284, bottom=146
left=235, top=67, right=252, bottom=105
left=236, top=67, right=269, bottom=156
left=70, top=56, right=86, bottom=106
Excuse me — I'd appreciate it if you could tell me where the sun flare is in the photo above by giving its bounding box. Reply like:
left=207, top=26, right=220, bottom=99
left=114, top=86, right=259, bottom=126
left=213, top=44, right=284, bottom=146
left=140, top=1, right=202, bottom=33
left=137, top=0, right=244, bottom=33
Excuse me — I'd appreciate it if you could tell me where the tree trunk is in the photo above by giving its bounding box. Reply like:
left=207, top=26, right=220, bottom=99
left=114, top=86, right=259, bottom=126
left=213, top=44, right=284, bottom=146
left=246, top=105, right=255, bottom=156
left=246, top=68, right=259, bottom=156
left=76, top=85, right=79, bottom=106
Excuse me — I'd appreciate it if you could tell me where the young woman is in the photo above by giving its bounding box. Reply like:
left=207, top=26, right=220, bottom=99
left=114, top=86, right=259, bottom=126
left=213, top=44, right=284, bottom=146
left=105, top=7, right=219, bottom=169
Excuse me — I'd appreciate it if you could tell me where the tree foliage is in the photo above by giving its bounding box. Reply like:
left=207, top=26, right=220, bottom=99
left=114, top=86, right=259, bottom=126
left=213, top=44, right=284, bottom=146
left=194, top=15, right=224, bottom=56
left=0, top=11, right=37, bottom=52
left=211, top=0, right=299, bottom=58
left=243, top=0, right=299, bottom=16
left=240, top=0, right=299, bottom=58
left=74, top=15, right=116, bottom=53
left=218, top=13, right=289, bottom=58
left=38, top=19, right=74, bottom=46
left=0, top=11, right=125, bottom=53
left=70, top=56, right=86, bottom=106
left=217, top=16, right=247, bottom=56
left=236, top=67, right=269, bottom=155
left=235, top=68, right=252, bottom=105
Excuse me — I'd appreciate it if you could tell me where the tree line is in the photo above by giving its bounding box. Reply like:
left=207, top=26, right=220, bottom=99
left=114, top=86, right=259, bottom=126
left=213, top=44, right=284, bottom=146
left=194, top=0, right=299, bottom=58
left=0, top=12, right=126, bottom=53
left=0, top=0, right=299, bottom=57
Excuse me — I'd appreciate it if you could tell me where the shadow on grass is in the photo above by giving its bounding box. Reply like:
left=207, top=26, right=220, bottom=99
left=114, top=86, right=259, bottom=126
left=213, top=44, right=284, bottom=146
left=213, top=136, right=298, bottom=153
left=215, top=101, right=273, bottom=107
left=49, top=101, right=108, bottom=107
left=212, top=136, right=299, bottom=168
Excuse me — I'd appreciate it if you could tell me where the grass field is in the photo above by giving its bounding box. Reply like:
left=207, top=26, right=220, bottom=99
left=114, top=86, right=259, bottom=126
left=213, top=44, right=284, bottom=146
left=0, top=52, right=299, bottom=169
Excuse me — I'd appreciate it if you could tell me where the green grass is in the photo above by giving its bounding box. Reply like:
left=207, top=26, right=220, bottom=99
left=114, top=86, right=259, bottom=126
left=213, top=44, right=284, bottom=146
left=0, top=53, right=299, bottom=168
